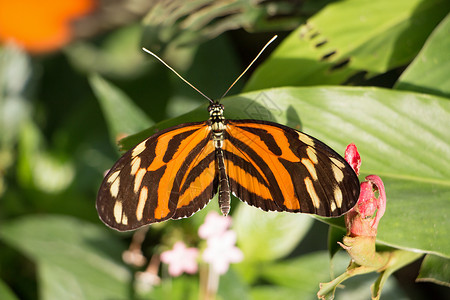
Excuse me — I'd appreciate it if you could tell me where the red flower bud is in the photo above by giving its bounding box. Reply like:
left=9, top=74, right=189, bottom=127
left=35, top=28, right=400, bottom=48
left=345, top=175, right=386, bottom=237
left=345, top=143, right=361, bottom=175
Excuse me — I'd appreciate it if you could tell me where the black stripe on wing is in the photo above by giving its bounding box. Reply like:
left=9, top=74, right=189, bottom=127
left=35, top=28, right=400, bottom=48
left=225, top=120, right=359, bottom=217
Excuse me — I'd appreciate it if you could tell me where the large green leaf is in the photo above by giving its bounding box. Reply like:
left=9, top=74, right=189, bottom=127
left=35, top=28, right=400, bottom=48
left=119, top=86, right=450, bottom=258
left=218, top=269, right=251, bottom=300
left=417, top=254, right=450, bottom=286
left=244, top=0, right=449, bottom=91
left=0, top=215, right=131, bottom=300
left=395, top=13, right=450, bottom=98
left=89, top=74, right=153, bottom=144
left=66, top=24, right=147, bottom=79
left=0, top=280, right=19, bottom=300
left=234, top=205, right=313, bottom=263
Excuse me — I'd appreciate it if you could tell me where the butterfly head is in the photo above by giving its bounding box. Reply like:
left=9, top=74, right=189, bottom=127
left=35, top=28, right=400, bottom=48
left=208, top=102, right=226, bottom=132
left=208, top=102, right=225, bottom=118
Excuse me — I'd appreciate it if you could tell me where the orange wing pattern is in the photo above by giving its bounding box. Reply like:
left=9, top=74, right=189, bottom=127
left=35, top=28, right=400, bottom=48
left=224, top=120, right=359, bottom=217
left=96, top=122, right=216, bottom=231
left=97, top=114, right=360, bottom=231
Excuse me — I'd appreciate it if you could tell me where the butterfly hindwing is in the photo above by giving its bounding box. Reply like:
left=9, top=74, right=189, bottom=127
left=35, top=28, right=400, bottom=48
left=224, top=120, right=359, bottom=217
left=97, top=113, right=360, bottom=231
left=96, top=122, right=216, bottom=231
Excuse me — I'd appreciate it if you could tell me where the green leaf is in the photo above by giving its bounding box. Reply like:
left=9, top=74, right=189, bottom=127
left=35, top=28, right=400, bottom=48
left=328, top=225, right=346, bottom=258
left=395, top=13, right=450, bottom=98
left=17, top=121, right=75, bottom=193
left=0, top=279, right=19, bottom=300
left=66, top=24, right=148, bottom=79
left=149, top=276, right=198, bottom=300
left=377, top=178, right=450, bottom=258
left=121, top=86, right=450, bottom=258
left=244, top=0, right=449, bottom=91
left=89, top=74, right=153, bottom=144
left=0, top=215, right=131, bottom=300
left=234, top=204, right=313, bottom=264
left=417, top=254, right=450, bottom=287
left=260, top=252, right=349, bottom=290
left=218, top=268, right=250, bottom=300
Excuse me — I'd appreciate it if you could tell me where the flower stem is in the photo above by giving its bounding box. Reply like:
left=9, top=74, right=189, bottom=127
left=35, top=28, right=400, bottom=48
left=200, top=264, right=219, bottom=300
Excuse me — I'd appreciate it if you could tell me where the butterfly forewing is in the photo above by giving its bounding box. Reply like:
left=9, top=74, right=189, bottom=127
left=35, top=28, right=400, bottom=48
left=97, top=117, right=359, bottom=231
left=224, top=120, right=359, bottom=217
left=97, top=121, right=216, bottom=231
left=97, top=37, right=361, bottom=231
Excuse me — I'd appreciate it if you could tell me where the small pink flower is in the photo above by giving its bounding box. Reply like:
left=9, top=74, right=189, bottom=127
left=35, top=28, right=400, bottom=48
left=345, top=175, right=386, bottom=237
left=160, top=242, right=199, bottom=277
left=202, top=230, right=244, bottom=274
left=198, top=211, right=232, bottom=239
left=345, top=143, right=361, bottom=175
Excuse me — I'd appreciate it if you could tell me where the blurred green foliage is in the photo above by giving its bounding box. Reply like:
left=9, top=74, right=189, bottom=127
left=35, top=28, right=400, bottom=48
left=0, top=0, right=449, bottom=299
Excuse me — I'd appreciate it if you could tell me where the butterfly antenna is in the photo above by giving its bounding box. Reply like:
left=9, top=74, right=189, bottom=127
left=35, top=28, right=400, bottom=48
left=220, top=35, right=277, bottom=100
left=142, top=47, right=214, bottom=104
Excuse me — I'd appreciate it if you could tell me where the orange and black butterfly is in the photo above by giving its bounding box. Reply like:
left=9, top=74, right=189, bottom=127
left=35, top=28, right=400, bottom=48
left=96, top=36, right=360, bottom=231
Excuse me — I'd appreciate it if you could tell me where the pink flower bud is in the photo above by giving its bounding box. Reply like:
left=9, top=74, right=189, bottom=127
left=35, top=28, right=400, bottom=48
left=345, top=175, right=386, bottom=237
left=345, top=143, right=361, bottom=175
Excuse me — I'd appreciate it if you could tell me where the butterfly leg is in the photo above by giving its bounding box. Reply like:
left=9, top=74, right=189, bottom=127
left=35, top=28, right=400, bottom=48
left=216, top=148, right=231, bottom=216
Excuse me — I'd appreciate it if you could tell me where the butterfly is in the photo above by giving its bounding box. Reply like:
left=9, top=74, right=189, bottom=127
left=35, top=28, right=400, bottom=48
left=96, top=36, right=360, bottom=231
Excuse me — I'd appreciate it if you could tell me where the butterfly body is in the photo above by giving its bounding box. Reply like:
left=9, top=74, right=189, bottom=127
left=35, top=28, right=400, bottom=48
left=97, top=101, right=360, bottom=231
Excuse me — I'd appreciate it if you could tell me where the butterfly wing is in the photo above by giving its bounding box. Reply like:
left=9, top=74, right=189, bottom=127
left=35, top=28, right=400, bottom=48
left=224, top=120, right=359, bottom=217
left=96, top=122, right=217, bottom=231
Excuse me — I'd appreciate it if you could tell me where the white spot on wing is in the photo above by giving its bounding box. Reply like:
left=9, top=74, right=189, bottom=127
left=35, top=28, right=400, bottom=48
left=130, top=156, right=141, bottom=176
left=332, top=164, right=344, bottom=183
left=330, top=201, right=336, bottom=212
left=121, top=213, right=128, bottom=225
left=304, top=177, right=320, bottom=209
left=114, top=201, right=123, bottom=224
left=107, top=170, right=120, bottom=183
left=132, top=141, right=146, bottom=158
left=306, top=146, right=318, bottom=164
left=334, top=187, right=343, bottom=209
left=298, top=133, right=315, bottom=147
left=110, top=176, right=120, bottom=198
left=301, top=158, right=318, bottom=181
left=134, top=168, right=146, bottom=193
left=136, top=186, right=148, bottom=221
left=330, top=157, right=345, bottom=169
